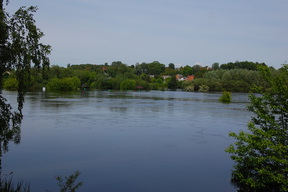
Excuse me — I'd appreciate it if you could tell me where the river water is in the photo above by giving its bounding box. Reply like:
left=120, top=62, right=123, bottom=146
left=2, top=90, right=251, bottom=192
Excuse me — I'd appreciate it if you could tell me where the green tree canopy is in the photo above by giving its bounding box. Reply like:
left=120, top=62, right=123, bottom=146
left=220, top=61, right=267, bottom=70
left=226, top=66, right=288, bottom=191
left=147, top=61, right=165, bottom=75
left=168, top=63, right=175, bottom=69
left=183, top=65, right=193, bottom=76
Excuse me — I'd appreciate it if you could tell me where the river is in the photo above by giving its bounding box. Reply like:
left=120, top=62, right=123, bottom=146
left=2, top=90, right=251, bottom=192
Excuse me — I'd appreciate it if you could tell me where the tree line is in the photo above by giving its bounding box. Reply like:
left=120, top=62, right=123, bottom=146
left=2, top=60, right=282, bottom=92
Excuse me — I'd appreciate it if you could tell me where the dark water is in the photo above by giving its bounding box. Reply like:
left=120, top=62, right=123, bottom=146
left=2, top=90, right=251, bottom=192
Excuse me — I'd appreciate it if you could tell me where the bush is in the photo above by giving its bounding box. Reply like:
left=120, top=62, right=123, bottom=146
left=91, top=74, right=112, bottom=90
left=184, top=85, right=194, bottom=92
left=193, top=78, right=209, bottom=91
left=120, top=79, right=136, bottom=90
left=4, top=78, right=18, bottom=90
left=47, top=77, right=80, bottom=91
left=198, top=85, right=209, bottom=92
left=219, top=91, right=231, bottom=103
left=226, top=66, right=288, bottom=191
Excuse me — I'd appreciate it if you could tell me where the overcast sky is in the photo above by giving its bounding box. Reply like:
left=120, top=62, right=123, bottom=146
left=5, top=0, right=288, bottom=68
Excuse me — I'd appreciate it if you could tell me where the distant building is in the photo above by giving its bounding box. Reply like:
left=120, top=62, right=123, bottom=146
left=186, top=75, right=195, bottom=81
left=176, top=74, right=185, bottom=81
left=162, top=75, right=171, bottom=80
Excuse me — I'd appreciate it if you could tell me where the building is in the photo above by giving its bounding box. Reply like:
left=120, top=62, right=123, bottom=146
left=186, top=75, right=195, bottom=81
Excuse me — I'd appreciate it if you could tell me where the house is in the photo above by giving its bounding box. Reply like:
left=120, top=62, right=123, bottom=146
left=162, top=75, right=171, bottom=80
left=186, top=75, right=195, bottom=81
left=176, top=74, right=185, bottom=81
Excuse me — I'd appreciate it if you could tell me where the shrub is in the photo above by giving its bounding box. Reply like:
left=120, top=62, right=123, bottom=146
left=219, top=91, right=231, bottom=103
left=120, top=79, right=136, bottom=90
left=198, top=85, right=209, bottom=92
left=47, top=77, right=80, bottom=91
left=184, top=85, right=194, bottom=92
left=4, top=78, right=18, bottom=90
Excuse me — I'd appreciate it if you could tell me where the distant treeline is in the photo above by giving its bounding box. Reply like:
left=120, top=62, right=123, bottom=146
left=3, top=61, right=284, bottom=92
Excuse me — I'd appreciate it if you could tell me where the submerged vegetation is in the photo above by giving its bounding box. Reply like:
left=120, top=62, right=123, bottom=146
left=2, top=61, right=284, bottom=93
left=219, top=91, right=232, bottom=103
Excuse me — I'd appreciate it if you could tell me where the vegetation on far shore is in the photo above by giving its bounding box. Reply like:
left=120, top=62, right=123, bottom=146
left=3, top=61, right=285, bottom=93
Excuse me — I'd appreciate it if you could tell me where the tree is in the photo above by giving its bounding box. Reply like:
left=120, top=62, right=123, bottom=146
left=120, top=79, right=136, bottom=90
left=212, top=62, right=220, bottom=70
left=147, top=61, right=165, bottom=76
left=168, top=63, right=175, bottom=70
left=167, top=75, right=177, bottom=89
left=226, top=66, right=288, bottom=191
left=0, top=2, right=51, bottom=188
left=182, top=65, right=193, bottom=77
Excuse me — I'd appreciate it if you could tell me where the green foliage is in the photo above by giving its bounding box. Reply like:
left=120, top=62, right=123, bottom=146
left=219, top=91, right=231, bottom=103
left=198, top=84, right=209, bottom=92
left=134, top=63, right=148, bottom=75
left=167, top=75, right=178, bottom=89
left=140, top=73, right=151, bottom=82
left=2, top=59, right=278, bottom=93
left=120, top=79, right=136, bottom=90
left=0, top=4, right=51, bottom=185
left=208, top=79, right=223, bottom=91
left=192, top=78, right=209, bottom=91
left=202, top=69, right=262, bottom=92
left=212, top=62, right=220, bottom=70
left=181, top=65, right=193, bottom=77
left=55, top=170, right=83, bottom=192
left=226, top=66, right=288, bottom=191
left=91, top=73, right=112, bottom=90
left=181, top=81, right=193, bottom=91
left=48, top=66, right=75, bottom=79
left=107, top=61, right=133, bottom=78
left=47, top=77, right=80, bottom=91
left=147, top=61, right=165, bottom=75
left=136, top=79, right=149, bottom=90
left=3, top=78, right=18, bottom=90
left=220, top=61, right=266, bottom=70
left=76, top=70, right=96, bottom=86
left=204, top=69, right=225, bottom=80
left=110, top=75, right=125, bottom=90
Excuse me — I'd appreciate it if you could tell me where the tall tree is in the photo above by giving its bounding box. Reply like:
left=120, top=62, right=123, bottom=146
left=226, top=66, right=288, bottom=191
left=0, top=2, right=51, bottom=187
left=168, top=63, right=175, bottom=70
left=167, top=75, right=178, bottom=90
left=212, top=62, right=220, bottom=70
left=148, top=61, right=165, bottom=76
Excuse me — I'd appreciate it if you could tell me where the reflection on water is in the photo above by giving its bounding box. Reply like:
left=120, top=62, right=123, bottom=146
left=3, top=90, right=250, bottom=192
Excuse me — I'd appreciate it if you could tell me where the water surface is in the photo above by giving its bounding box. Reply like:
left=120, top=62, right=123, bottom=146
left=2, top=90, right=251, bottom=192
